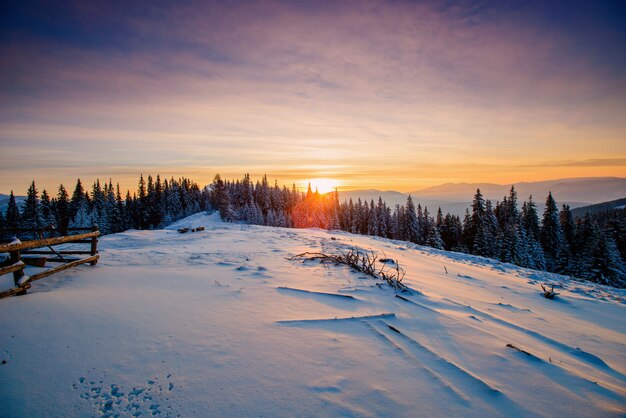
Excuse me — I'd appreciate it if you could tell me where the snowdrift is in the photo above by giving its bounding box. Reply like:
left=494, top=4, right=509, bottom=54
left=1, top=212, right=625, bottom=417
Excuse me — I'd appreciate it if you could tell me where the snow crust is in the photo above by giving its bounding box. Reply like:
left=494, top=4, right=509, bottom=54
left=1, top=212, right=625, bottom=417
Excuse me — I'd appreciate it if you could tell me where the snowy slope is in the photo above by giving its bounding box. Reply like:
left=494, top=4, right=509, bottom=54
left=1, top=213, right=625, bottom=417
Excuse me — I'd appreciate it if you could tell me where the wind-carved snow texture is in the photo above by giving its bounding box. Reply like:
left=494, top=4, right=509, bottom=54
left=0, top=211, right=625, bottom=417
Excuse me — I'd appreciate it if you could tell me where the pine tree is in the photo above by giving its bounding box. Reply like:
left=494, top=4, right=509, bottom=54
left=521, top=196, right=540, bottom=240
left=572, top=213, right=596, bottom=277
left=105, top=181, right=122, bottom=233
left=211, top=174, right=231, bottom=221
left=416, top=204, right=425, bottom=244
left=40, top=189, right=55, bottom=229
left=21, top=181, right=43, bottom=233
left=589, top=231, right=625, bottom=287
left=461, top=209, right=472, bottom=252
left=5, top=191, right=20, bottom=230
left=70, top=202, right=93, bottom=229
left=605, top=214, right=626, bottom=262
left=91, top=179, right=107, bottom=232
left=56, top=184, right=70, bottom=234
left=540, top=192, right=565, bottom=272
left=500, top=223, right=519, bottom=264
left=69, top=181, right=93, bottom=230
left=116, top=183, right=126, bottom=231
left=137, top=174, right=149, bottom=228
left=367, top=200, right=378, bottom=236
left=559, top=204, right=575, bottom=273
left=329, top=206, right=341, bottom=231
left=377, top=198, right=388, bottom=237
left=505, top=186, right=519, bottom=223
left=423, top=207, right=443, bottom=249
left=70, top=179, right=85, bottom=220
left=404, top=196, right=420, bottom=244
left=474, top=200, right=498, bottom=257
left=351, top=199, right=362, bottom=234
left=469, top=189, right=486, bottom=253
left=395, top=204, right=406, bottom=241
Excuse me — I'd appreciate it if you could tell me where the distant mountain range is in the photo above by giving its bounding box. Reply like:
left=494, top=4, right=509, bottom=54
left=571, top=197, right=626, bottom=219
left=339, top=177, right=626, bottom=217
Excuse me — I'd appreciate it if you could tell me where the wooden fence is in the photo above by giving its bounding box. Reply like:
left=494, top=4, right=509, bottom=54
left=0, top=226, right=99, bottom=299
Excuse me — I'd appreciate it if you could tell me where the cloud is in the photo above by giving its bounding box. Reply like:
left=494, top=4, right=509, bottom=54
left=526, top=158, right=626, bottom=168
left=0, top=0, right=625, bottom=193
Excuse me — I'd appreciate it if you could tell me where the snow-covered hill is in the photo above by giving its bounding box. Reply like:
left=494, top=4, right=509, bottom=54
left=1, top=213, right=625, bottom=417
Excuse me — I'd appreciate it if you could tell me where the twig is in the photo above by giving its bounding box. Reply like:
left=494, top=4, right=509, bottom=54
left=541, top=284, right=559, bottom=299
left=287, top=248, right=408, bottom=292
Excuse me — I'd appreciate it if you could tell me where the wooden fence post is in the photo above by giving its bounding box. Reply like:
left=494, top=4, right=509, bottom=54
left=90, top=225, right=99, bottom=265
left=10, top=250, right=27, bottom=296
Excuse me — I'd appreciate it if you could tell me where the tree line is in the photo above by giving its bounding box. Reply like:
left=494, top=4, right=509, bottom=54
left=1, top=174, right=624, bottom=288
left=192, top=175, right=626, bottom=287
left=0, top=175, right=209, bottom=238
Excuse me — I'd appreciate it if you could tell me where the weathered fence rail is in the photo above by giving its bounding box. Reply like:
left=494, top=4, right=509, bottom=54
left=0, top=226, right=99, bottom=299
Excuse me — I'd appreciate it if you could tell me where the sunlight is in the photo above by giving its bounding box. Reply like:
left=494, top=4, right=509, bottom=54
left=303, top=178, right=341, bottom=194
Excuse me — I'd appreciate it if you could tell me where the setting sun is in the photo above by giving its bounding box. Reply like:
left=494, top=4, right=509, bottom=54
left=302, top=178, right=341, bottom=195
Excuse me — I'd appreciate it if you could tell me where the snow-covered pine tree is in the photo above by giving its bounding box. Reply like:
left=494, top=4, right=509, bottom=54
left=436, top=207, right=443, bottom=233
left=266, top=209, right=276, bottom=226
left=416, top=204, right=425, bottom=244
left=483, top=200, right=500, bottom=257
left=394, top=204, right=405, bottom=240
left=376, top=198, right=387, bottom=238
left=521, top=196, right=540, bottom=241
left=505, top=186, right=519, bottom=223
left=21, top=181, right=44, bottom=233
left=460, top=209, right=473, bottom=252
left=69, top=198, right=93, bottom=229
left=276, top=209, right=287, bottom=228
left=440, top=213, right=454, bottom=250
left=69, top=179, right=84, bottom=221
left=540, top=192, right=565, bottom=272
left=588, top=230, right=625, bottom=287
left=404, top=195, right=420, bottom=244
left=91, top=179, right=107, bottom=233
left=558, top=204, right=575, bottom=272
left=329, top=205, right=341, bottom=231
left=5, top=191, right=21, bottom=230
left=468, top=189, right=486, bottom=254
left=500, top=223, right=519, bottom=264
left=424, top=207, right=444, bottom=249
left=604, top=213, right=626, bottom=262
left=40, top=189, right=55, bottom=229
left=115, top=183, right=127, bottom=230
left=211, top=174, right=231, bottom=221
left=137, top=174, right=150, bottom=228
left=571, top=213, right=595, bottom=277
left=351, top=199, right=362, bottom=234
left=368, top=200, right=378, bottom=236
left=105, top=181, right=122, bottom=233
left=55, top=184, right=70, bottom=234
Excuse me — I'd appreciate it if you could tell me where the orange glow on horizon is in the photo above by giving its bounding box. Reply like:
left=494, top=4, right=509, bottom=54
left=301, top=178, right=341, bottom=195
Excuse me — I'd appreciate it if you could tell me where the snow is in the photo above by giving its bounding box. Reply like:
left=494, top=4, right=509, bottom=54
left=1, top=212, right=625, bottom=417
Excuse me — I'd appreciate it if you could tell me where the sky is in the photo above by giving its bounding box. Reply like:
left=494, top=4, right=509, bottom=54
left=1, top=0, right=625, bottom=195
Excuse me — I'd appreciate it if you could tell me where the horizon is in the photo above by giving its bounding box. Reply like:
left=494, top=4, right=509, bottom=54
left=1, top=1, right=625, bottom=195
left=1, top=174, right=625, bottom=199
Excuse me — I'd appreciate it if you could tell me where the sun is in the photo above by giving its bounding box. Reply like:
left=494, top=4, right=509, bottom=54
left=304, top=178, right=340, bottom=195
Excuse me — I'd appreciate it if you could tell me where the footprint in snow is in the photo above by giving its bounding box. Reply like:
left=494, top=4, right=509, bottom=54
left=75, top=372, right=179, bottom=417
